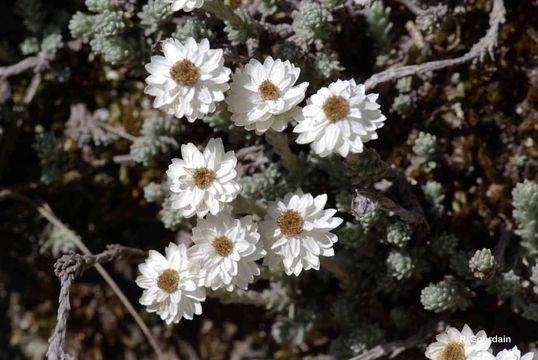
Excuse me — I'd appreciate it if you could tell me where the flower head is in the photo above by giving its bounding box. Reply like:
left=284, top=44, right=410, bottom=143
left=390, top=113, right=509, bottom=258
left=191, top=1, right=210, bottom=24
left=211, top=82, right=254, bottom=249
left=166, top=138, right=241, bottom=218
left=135, top=243, right=206, bottom=324
left=293, top=79, right=386, bottom=157
left=145, top=37, right=231, bottom=122
left=426, top=324, right=494, bottom=360
left=226, top=57, right=308, bottom=135
left=188, top=211, right=266, bottom=291
left=495, top=347, right=534, bottom=360
left=165, top=0, right=204, bottom=12
left=260, top=190, right=343, bottom=276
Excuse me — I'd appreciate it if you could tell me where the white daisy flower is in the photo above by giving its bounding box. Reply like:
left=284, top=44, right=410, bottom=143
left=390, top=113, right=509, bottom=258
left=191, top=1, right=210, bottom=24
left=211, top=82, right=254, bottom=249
left=188, top=211, right=266, bottom=291
left=145, top=37, right=231, bottom=122
left=165, top=0, right=204, bottom=12
left=293, top=78, right=386, bottom=157
left=425, top=324, right=494, bottom=360
left=225, top=57, right=308, bottom=135
left=135, top=243, right=206, bottom=324
left=166, top=138, right=241, bottom=218
left=260, top=190, right=343, bottom=276
left=495, top=347, right=534, bottom=360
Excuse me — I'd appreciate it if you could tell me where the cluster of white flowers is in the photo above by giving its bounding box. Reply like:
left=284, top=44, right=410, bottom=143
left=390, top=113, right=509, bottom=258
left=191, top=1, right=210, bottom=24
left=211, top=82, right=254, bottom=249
left=136, top=136, right=342, bottom=323
left=426, top=324, right=534, bottom=360
left=145, top=37, right=387, bottom=157
left=136, top=30, right=392, bottom=323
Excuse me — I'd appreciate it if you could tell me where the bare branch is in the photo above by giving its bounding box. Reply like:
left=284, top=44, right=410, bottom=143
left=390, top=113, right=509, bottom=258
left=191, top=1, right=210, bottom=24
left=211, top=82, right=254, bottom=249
left=364, top=0, right=505, bottom=90
left=0, top=56, right=48, bottom=79
left=47, top=245, right=147, bottom=360
left=0, top=190, right=164, bottom=360
left=349, top=320, right=445, bottom=360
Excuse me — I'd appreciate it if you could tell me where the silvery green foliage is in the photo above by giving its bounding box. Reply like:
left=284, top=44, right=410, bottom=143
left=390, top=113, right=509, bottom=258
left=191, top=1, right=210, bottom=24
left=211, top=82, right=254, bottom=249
left=265, top=131, right=302, bottom=178
left=138, top=0, right=172, bottom=35
left=143, top=182, right=166, bottom=203
left=385, top=221, right=412, bottom=247
left=130, top=117, right=182, bottom=165
left=431, top=233, right=459, bottom=256
left=531, top=264, right=538, bottom=295
left=15, top=0, right=46, bottom=34
left=392, top=77, right=416, bottom=117
left=213, top=282, right=290, bottom=311
left=69, top=12, right=94, bottom=38
left=412, top=131, right=439, bottom=170
left=420, top=276, right=471, bottom=312
left=336, top=222, right=366, bottom=250
left=201, top=107, right=234, bottom=132
left=94, top=11, right=126, bottom=36
left=486, top=270, right=521, bottom=300
left=32, top=132, right=68, bottom=185
left=68, top=1, right=136, bottom=65
left=173, top=18, right=213, bottom=42
left=386, top=250, right=414, bottom=280
left=238, top=163, right=291, bottom=211
left=40, top=33, right=63, bottom=58
left=335, top=191, right=352, bottom=213
left=512, top=180, right=538, bottom=250
left=344, top=148, right=386, bottom=186
left=292, top=1, right=333, bottom=45
left=356, top=207, right=383, bottom=232
left=330, top=323, right=384, bottom=358
left=322, top=0, right=345, bottom=8
left=254, top=0, right=278, bottom=17
left=311, top=51, right=344, bottom=82
left=159, top=197, right=184, bottom=230
left=365, top=0, right=393, bottom=66
left=89, top=35, right=136, bottom=65
left=20, top=37, right=40, bottom=55
left=469, top=248, right=496, bottom=280
left=423, top=180, right=445, bottom=213
left=85, top=0, right=114, bottom=12
left=224, top=9, right=256, bottom=46
left=39, top=224, right=75, bottom=258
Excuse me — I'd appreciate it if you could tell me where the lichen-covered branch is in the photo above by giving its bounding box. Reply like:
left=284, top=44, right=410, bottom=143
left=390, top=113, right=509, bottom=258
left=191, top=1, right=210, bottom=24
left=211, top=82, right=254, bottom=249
left=364, top=0, right=505, bottom=89
left=47, top=245, right=148, bottom=360
left=0, top=190, right=163, bottom=360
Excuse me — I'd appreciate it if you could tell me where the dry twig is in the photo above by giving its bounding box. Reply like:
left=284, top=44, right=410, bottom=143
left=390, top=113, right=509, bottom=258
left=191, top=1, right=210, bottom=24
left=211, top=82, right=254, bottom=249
left=364, top=0, right=505, bottom=89
left=349, top=320, right=445, bottom=360
left=0, top=190, right=163, bottom=360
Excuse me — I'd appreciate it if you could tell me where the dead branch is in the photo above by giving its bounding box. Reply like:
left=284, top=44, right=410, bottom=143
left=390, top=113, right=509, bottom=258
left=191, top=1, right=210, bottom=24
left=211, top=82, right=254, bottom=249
left=349, top=320, right=445, bottom=360
left=47, top=245, right=147, bottom=360
left=0, top=56, right=48, bottom=79
left=364, top=0, right=505, bottom=90
left=0, top=190, right=163, bottom=360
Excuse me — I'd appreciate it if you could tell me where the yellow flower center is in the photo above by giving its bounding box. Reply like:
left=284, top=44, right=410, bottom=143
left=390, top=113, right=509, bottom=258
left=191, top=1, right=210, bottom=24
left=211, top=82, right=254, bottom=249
left=440, top=342, right=465, bottom=360
left=212, top=235, right=234, bottom=257
left=277, top=209, right=304, bottom=236
left=258, top=80, right=280, bottom=101
left=157, top=269, right=179, bottom=293
left=322, top=95, right=350, bottom=122
left=170, top=59, right=198, bottom=86
left=192, top=167, right=216, bottom=189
